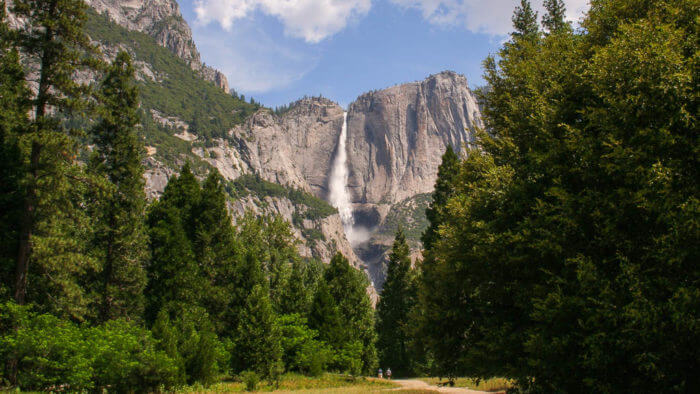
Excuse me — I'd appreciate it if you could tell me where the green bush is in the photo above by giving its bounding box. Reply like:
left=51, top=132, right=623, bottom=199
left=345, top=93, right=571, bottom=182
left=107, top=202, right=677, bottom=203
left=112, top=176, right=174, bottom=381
left=0, top=302, right=179, bottom=392
left=88, top=319, right=180, bottom=392
left=229, top=174, right=337, bottom=220
left=297, top=340, right=334, bottom=377
left=277, top=314, right=333, bottom=376
left=240, top=370, right=260, bottom=391
left=152, top=306, right=229, bottom=386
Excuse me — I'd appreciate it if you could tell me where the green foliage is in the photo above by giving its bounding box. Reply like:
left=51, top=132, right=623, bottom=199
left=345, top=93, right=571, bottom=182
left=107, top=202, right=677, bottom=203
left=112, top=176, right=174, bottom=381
left=278, top=314, right=333, bottom=376
left=376, top=229, right=418, bottom=377
left=89, top=51, right=148, bottom=322
left=421, top=147, right=460, bottom=251
left=229, top=173, right=337, bottom=220
left=420, top=0, right=700, bottom=391
left=380, top=193, right=431, bottom=246
left=511, top=0, right=538, bottom=39
left=146, top=165, right=239, bottom=330
left=239, top=370, right=260, bottom=391
left=279, top=260, right=319, bottom=317
left=151, top=306, right=228, bottom=386
left=8, top=0, right=99, bottom=320
left=0, top=302, right=179, bottom=392
left=0, top=3, right=31, bottom=300
left=542, top=0, right=568, bottom=33
left=310, top=253, right=377, bottom=374
left=232, top=284, right=283, bottom=378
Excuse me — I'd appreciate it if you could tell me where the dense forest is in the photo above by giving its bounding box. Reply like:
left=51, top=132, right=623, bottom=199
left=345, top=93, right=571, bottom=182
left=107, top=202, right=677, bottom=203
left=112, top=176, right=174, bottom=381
left=1, top=0, right=697, bottom=392
left=375, top=0, right=699, bottom=392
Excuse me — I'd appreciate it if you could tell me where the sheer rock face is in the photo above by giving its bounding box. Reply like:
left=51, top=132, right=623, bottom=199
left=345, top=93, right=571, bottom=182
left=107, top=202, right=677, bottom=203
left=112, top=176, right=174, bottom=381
left=85, top=0, right=229, bottom=91
left=346, top=71, right=483, bottom=205
left=221, top=98, right=345, bottom=198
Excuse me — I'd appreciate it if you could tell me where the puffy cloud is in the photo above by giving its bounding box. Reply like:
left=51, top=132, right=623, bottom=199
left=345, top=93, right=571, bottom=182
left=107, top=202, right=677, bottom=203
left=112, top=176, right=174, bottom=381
left=389, top=0, right=590, bottom=36
left=194, top=0, right=371, bottom=43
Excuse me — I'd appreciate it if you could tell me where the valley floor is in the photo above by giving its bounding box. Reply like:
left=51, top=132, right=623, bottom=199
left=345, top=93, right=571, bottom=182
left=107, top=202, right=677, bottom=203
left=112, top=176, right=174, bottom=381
left=176, top=374, right=504, bottom=393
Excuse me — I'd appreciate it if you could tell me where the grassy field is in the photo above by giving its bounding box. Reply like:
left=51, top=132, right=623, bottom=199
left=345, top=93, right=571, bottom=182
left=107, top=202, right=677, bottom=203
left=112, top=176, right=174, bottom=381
left=418, top=377, right=512, bottom=392
left=178, top=373, right=398, bottom=393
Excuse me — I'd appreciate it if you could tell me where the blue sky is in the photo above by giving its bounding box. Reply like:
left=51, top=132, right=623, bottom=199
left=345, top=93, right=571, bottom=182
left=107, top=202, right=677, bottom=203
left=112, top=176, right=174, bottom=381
left=178, top=0, right=588, bottom=108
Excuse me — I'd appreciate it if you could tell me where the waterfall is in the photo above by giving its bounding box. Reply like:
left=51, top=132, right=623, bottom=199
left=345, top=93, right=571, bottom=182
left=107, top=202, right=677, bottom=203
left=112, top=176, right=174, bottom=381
left=329, top=112, right=356, bottom=242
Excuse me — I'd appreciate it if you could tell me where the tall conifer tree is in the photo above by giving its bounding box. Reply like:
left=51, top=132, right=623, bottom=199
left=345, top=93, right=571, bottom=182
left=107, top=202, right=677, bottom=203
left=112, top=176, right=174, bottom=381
left=11, top=0, right=97, bottom=317
left=0, top=1, right=31, bottom=299
left=376, top=228, right=416, bottom=376
left=421, top=146, right=460, bottom=251
left=311, top=253, right=377, bottom=373
left=90, top=52, right=148, bottom=322
left=233, top=284, right=282, bottom=377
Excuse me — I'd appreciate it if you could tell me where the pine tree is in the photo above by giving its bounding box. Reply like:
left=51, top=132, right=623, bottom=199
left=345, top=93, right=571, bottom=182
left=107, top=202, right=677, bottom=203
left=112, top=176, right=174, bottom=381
left=0, top=1, right=31, bottom=299
left=376, top=228, right=417, bottom=377
left=233, top=284, right=282, bottom=378
left=309, top=280, right=343, bottom=346
left=10, top=0, right=97, bottom=315
left=90, top=52, right=148, bottom=322
left=421, top=146, right=460, bottom=251
left=145, top=166, right=202, bottom=322
left=511, top=0, right=539, bottom=39
left=318, top=253, right=377, bottom=373
left=542, top=0, right=568, bottom=33
left=192, top=169, right=238, bottom=328
left=279, top=260, right=314, bottom=316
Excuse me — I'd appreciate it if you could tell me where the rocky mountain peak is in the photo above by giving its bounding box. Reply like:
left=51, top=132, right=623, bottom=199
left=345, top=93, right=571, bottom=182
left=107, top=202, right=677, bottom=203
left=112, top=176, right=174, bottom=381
left=85, top=0, right=229, bottom=91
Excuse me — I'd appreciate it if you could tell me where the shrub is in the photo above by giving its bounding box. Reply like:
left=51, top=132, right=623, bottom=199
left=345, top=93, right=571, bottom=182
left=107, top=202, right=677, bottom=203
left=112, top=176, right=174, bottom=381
left=240, top=370, right=260, bottom=391
left=152, top=306, right=228, bottom=386
left=0, top=302, right=179, bottom=392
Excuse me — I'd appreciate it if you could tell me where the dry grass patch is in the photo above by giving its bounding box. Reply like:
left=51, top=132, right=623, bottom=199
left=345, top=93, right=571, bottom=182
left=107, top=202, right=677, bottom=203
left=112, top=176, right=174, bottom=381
left=418, top=377, right=512, bottom=392
left=179, top=373, right=398, bottom=392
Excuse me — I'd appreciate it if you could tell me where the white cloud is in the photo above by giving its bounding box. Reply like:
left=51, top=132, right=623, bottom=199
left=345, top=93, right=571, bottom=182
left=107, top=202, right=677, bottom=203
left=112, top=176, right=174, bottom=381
left=194, top=0, right=371, bottom=43
left=389, top=0, right=590, bottom=36
left=193, top=23, right=319, bottom=92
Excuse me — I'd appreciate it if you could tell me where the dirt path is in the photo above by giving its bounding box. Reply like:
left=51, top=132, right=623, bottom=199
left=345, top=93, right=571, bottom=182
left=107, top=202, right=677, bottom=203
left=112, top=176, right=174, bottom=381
left=383, top=379, right=496, bottom=393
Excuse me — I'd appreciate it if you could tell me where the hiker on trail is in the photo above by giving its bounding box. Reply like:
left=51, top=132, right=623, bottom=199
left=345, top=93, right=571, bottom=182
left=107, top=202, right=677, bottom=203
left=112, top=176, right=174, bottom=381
left=378, top=368, right=383, bottom=379
left=386, top=368, right=392, bottom=379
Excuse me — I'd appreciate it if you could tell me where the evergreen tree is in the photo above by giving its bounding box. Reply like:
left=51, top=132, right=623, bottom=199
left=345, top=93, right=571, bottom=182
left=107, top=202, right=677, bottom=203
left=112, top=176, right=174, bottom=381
left=192, top=169, right=238, bottom=329
left=376, top=228, right=417, bottom=376
left=542, top=0, right=568, bottom=33
left=0, top=1, right=31, bottom=299
left=309, top=281, right=343, bottom=347
left=415, top=145, right=462, bottom=376
left=424, top=0, right=699, bottom=390
left=145, top=166, right=202, bottom=322
left=233, top=284, right=282, bottom=378
left=10, top=0, right=97, bottom=317
left=313, top=253, right=377, bottom=373
left=511, top=0, right=539, bottom=39
left=89, top=52, right=148, bottom=322
left=279, top=260, right=314, bottom=316
left=421, top=146, right=460, bottom=251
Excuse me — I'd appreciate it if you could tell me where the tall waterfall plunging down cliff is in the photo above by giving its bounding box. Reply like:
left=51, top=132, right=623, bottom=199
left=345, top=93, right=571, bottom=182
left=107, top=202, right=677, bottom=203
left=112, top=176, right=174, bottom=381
left=328, top=112, right=357, bottom=243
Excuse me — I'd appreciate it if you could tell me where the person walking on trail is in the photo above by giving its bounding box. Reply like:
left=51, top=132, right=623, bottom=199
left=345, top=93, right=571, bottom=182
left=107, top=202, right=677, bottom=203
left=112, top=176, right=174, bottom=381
left=386, top=368, right=392, bottom=380
left=378, top=368, right=383, bottom=379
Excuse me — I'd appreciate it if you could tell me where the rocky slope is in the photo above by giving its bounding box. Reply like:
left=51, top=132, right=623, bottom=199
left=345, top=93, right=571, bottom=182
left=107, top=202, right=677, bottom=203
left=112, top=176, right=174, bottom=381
left=85, top=0, right=229, bottom=91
